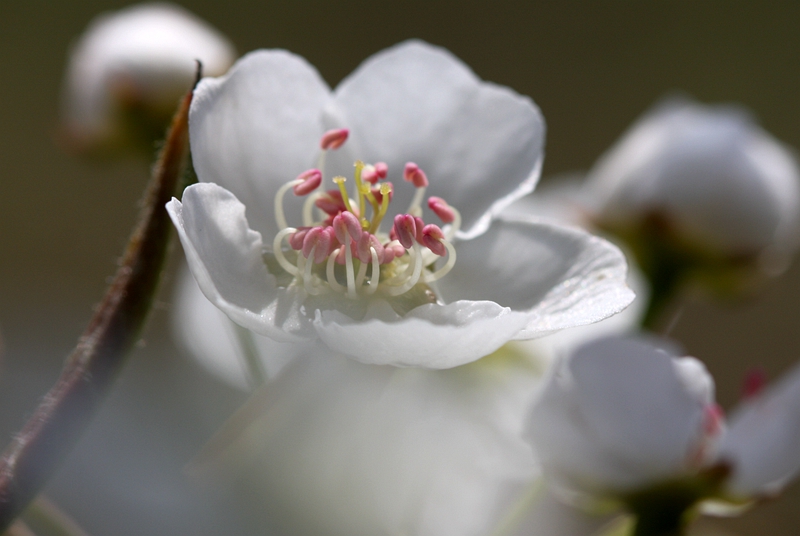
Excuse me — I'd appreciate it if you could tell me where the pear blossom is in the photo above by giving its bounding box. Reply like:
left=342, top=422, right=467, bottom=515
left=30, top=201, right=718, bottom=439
left=62, top=2, right=236, bottom=152
left=527, top=336, right=800, bottom=516
left=585, top=98, right=800, bottom=275
left=167, top=40, right=634, bottom=369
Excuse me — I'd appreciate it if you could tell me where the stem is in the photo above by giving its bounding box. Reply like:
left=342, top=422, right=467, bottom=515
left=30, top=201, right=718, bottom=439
left=0, top=69, right=198, bottom=530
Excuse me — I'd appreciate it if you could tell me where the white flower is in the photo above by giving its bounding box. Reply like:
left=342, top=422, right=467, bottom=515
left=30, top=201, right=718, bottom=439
left=528, top=336, right=800, bottom=510
left=586, top=97, right=800, bottom=272
left=62, top=2, right=236, bottom=152
left=167, top=40, right=634, bottom=369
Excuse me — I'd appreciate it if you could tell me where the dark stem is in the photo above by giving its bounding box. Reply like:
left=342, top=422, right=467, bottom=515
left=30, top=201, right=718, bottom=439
left=0, top=77, right=196, bottom=530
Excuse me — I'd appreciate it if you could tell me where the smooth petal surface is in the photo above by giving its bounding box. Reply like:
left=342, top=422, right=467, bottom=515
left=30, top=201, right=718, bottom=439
left=63, top=3, right=236, bottom=146
left=206, top=344, right=545, bottom=536
left=167, top=183, right=309, bottom=341
left=528, top=337, right=713, bottom=497
left=190, top=49, right=333, bottom=239
left=588, top=97, right=800, bottom=255
left=438, top=218, right=635, bottom=339
left=719, top=361, right=800, bottom=497
left=313, top=299, right=530, bottom=368
left=172, top=267, right=303, bottom=390
left=333, top=40, right=545, bottom=238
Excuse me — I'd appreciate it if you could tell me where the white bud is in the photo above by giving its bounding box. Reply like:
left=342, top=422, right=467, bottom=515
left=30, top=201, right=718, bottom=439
left=61, top=2, right=236, bottom=153
left=588, top=98, right=800, bottom=267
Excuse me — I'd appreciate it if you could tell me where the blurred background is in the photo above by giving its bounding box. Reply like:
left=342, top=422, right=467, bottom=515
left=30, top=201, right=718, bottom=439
left=1, top=1, right=800, bottom=534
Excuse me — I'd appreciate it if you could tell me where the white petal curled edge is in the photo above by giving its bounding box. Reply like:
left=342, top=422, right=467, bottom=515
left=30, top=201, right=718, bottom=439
left=333, top=40, right=545, bottom=239
left=172, top=266, right=304, bottom=390
left=719, top=361, right=800, bottom=498
left=167, top=183, right=308, bottom=342
left=437, top=217, right=635, bottom=339
left=189, top=49, right=333, bottom=240
left=313, top=300, right=530, bottom=369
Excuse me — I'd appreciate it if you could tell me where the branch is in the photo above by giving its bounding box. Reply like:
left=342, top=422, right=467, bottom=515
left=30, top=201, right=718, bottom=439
left=0, top=73, right=197, bottom=530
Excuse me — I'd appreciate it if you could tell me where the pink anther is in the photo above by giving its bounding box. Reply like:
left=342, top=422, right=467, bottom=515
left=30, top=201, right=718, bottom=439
left=742, top=367, right=768, bottom=399
left=362, top=162, right=388, bottom=184
left=320, top=128, right=349, bottom=150
left=393, top=214, right=417, bottom=249
left=292, top=169, right=322, bottom=196
left=382, top=241, right=405, bottom=264
left=404, top=162, right=429, bottom=188
left=414, top=216, right=426, bottom=243
left=289, top=227, right=311, bottom=250
left=316, top=190, right=347, bottom=216
left=302, top=227, right=333, bottom=264
left=428, top=196, right=455, bottom=223
left=422, top=224, right=447, bottom=256
left=333, top=211, right=362, bottom=244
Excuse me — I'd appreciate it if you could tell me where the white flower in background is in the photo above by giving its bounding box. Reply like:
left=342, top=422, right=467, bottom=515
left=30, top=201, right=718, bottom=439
left=62, top=2, right=236, bottom=152
left=586, top=98, right=800, bottom=275
left=528, top=336, right=800, bottom=517
left=167, top=40, right=634, bottom=369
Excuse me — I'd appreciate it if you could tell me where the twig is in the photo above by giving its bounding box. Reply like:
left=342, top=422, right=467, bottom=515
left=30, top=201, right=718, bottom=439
left=0, top=70, right=198, bottom=530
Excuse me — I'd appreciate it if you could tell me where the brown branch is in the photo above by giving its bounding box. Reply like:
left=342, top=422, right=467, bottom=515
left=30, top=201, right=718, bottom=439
left=0, top=75, right=197, bottom=530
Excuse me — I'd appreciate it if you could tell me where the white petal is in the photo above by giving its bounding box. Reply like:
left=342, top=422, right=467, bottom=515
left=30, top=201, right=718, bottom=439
left=313, top=299, right=530, bottom=369
left=528, top=337, right=714, bottom=496
left=189, top=49, right=333, bottom=240
left=719, top=361, right=800, bottom=497
left=62, top=3, right=236, bottom=148
left=207, top=344, right=544, bottom=536
left=437, top=218, right=635, bottom=339
left=167, top=183, right=311, bottom=342
left=333, top=40, right=545, bottom=238
left=171, top=266, right=302, bottom=390
left=506, top=485, right=618, bottom=536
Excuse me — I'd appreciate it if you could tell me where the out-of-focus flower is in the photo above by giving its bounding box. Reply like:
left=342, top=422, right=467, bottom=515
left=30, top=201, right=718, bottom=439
left=167, top=40, right=634, bottom=369
left=585, top=98, right=800, bottom=289
left=528, top=336, right=800, bottom=524
left=61, top=2, right=236, bottom=154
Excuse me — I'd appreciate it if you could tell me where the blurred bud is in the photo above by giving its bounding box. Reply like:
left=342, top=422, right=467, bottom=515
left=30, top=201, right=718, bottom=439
left=61, top=3, right=236, bottom=156
left=587, top=98, right=800, bottom=293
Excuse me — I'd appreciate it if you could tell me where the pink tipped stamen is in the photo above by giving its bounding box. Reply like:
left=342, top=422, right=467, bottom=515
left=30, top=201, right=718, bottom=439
left=289, top=227, right=311, bottom=250
left=293, top=169, right=323, bottom=196
left=362, top=162, right=388, bottom=184
left=333, top=211, right=362, bottom=244
left=414, top=217, right=426, bottom=243
left=320, top=128, right=349, bottom=150
left=422, top=224, right=447, bottom=256
left=302, top=227, right=333, bottom=264
left=742, top=368, right=768, bottom=399
left=404, top=162, right=429, bottom=188
left=393, top=214, right=417, bottom=249
left=428, top=196, right=455, bottom=223
left=316, top=190, right=347, bottom=216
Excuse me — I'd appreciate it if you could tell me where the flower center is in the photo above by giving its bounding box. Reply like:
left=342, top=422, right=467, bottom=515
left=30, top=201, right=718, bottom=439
left=270, top=129, right=460, bottom=304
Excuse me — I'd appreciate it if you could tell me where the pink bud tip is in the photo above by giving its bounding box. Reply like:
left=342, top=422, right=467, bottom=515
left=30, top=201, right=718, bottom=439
left=742, top=368, right=768, bottom=399
left=422, top=224, right=446, bottom=256
left=393, top=214, right=417, bottom=249
left=289, top=227, right=311, bottom=250
left=293, top=169, right=322, bottom=196
left=320, top=128, right=349, bottom=150
left=333, top=211, right=362, bottom=243
left=403, top=162, right=429, bottom=188
left=428, top=196, right=455, bottom=223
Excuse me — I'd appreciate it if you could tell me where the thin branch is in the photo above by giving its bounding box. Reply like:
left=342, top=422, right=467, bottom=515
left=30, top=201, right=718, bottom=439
left=0, top=70, right=198, bottom=530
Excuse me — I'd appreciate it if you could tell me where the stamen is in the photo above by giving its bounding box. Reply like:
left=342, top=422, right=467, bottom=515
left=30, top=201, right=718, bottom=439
left=403, top=162, right=429, bottom=187
left=344, top=232, right=357, bottom=299
left=333, top=212, right=362, bottom=243
left=303, top=191, right=325, bottom=226
left=369, top=183, right=393, bottom=233
left=320, top=128, right=349, bottom=150
left=302, top=246, right=326, bottom=295
left=393, top=214, right=417, bottom=249
left=428, top=196, right=455, bottom=223
left=422, top=224, right=447, bottom=256
left=273, top=227, right=299, bottom=275
left=293, top=169, right=322, bottom=196
left=274, top=179, right=303, bottom=230
left=326, top=249, right=346, bottom=294
left=362, top=162, right=388, bottom=184
left=423, top=238, right=457, bottom=282
left=387, top=243, right=423, bottom=296
left=364, top=246, right=380, bottom=295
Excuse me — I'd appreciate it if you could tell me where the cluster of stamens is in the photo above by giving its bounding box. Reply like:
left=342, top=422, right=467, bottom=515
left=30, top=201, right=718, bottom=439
left=272, top=128, right=460, bottom=299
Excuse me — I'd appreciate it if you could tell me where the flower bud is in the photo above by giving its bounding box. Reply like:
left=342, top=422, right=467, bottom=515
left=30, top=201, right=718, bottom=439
left=61, top=3, right=236, bottom=155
